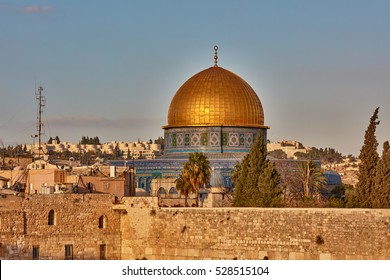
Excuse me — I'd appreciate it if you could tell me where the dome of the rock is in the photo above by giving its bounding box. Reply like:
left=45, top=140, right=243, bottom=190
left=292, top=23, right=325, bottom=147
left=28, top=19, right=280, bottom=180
left=165, top=66, right=266, bottom=129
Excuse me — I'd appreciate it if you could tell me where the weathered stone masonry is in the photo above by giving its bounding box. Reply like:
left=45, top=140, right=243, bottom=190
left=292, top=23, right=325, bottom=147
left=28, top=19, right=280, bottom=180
left=0, top=194, right=122, bottom=260
left=1, top=195, right=389, bottom=260
left=125, top=207, right=389, bottom=260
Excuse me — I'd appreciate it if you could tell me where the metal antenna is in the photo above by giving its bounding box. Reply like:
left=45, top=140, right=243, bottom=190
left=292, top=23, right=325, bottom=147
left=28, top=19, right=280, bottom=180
left=214, top=45, right=218, bottom=67
left=36, top=85, right=45, bottom=159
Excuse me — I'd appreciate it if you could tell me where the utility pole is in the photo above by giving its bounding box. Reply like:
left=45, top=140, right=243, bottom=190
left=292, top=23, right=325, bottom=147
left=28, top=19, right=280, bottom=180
left=36, top=85, right=45, bottom=160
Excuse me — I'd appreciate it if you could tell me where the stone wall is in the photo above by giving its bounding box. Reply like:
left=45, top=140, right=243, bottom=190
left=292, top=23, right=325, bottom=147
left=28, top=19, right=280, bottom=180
left=0, top=194, right=122, bottom=260
left=1, top=195, right=389, bottom=260
left=120, top=202, right=390, bottom=260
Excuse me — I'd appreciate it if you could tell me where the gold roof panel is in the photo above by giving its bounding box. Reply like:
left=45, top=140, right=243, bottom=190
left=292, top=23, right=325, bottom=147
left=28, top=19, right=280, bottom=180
left=164, top=66, right=266, bottom=128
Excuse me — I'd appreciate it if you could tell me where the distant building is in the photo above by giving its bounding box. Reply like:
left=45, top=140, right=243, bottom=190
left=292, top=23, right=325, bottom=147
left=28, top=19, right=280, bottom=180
left=25, top=141, right=162, bottom=159
left=267, top=140, right=309, bottom=159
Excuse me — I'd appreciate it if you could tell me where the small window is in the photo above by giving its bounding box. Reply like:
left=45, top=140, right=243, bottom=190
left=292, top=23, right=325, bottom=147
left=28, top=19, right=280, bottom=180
left=48, top=209, right=55, bottom=226
left=157, top=187, right=166, bottom=196
left=169, top=187, right=178, bottom=194
left=98, top=215, right=106, bottom=229
left=87, top=182, right=93, bottom=193
left=100, top=244, right=106, bottom=260
left=65, top=244, right=73, bottom=260
left=103, top=182, right=110, bottom=189
left=33, top=246, right=40, bottom=260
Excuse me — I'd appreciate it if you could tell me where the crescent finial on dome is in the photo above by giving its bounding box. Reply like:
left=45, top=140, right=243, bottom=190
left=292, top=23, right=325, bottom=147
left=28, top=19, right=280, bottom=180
left=214, top=45, right=218, bottom=67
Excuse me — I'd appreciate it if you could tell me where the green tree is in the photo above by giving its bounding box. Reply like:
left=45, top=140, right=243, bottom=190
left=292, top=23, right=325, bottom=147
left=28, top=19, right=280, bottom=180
left=372, top=141, right=390, bottom=208
left=298, top=160, right=327, bottom=198
left=356, top=108, right=380, bottom=208
left=326, top=183, right=347, bottom=208
left=175, top=173, right=195, bottom=207
left=232, top=134, right=282, bottom=207
left=182, top=152, right=211, bottom=207
left=294, top=147, right=343, bottom=163
left=154, top=136, right=165, bottom=149
left=344, top=184, right=358, bottom=208
left=126, top=148, right=131, bottom=160
left=80, top=136, right=100, bottom=145
left=268, top=149, right=287, bottom=159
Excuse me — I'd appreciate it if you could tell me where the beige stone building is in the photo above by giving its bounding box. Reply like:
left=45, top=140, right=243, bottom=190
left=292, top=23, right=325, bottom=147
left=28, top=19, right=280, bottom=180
left=267, top=140, right=310, bottom=159
left=25, top=141, right=162, bottom=159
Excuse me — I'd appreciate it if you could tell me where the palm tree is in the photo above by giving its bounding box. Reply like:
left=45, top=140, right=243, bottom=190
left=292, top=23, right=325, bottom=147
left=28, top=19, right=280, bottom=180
left=298, top=160, right=327, bottom=198
left=175, top=174, right=195, bottom=207
left=182, top=152, right=211, bottom=206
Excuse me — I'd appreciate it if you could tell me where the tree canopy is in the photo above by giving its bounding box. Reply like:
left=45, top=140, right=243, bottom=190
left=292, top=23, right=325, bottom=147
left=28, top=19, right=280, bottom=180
left=175, top=174, right=195, bottom=207
left=372, top=141, right=390, bottom=208
left=356, top=108, right=380, bottom=208
left=298, top=160, right=327, bottom=198
left=80, top=136, right=101, bottom=145
left=294, top=147, right=343, bottom=163
left=232, top=134, right=282, bottom=207
left=181, top=152, right=211, bottom=207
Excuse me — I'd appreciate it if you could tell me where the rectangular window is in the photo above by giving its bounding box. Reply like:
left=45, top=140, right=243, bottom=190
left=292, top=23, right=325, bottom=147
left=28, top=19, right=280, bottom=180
left=54, top=171, right=65, bottom=184
left=33, top=246, right=39, bottom=260
left=100, top=244, right=107, bottom=260
left=65, top=244, right=73, bottom=260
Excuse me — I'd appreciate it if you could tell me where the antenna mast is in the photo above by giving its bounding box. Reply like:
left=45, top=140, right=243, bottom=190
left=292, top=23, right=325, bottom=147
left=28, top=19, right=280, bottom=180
left=36, top=85, right=45, bottom=159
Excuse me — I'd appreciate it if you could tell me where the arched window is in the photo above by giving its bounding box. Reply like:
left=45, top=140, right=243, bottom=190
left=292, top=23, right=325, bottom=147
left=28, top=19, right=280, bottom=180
left=157, top=187, right=166, bottom=197
left=169, top=187, right=178, bottom=194
left=48, top=209, right=55, bottom=226
left=98, top=215, right=107, bottom=229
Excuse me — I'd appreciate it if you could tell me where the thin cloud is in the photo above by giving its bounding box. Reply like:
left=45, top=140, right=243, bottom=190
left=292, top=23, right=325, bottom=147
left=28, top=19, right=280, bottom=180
left=20, top=5, right=54, bottom=15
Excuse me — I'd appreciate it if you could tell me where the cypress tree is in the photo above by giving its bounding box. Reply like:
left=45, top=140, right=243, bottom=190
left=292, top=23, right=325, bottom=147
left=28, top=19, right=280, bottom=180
left=372, top=141, right=390, bottom=208
left=232, top=134, right=282, bottom=207
left=356, top=107, right=380, bottom=208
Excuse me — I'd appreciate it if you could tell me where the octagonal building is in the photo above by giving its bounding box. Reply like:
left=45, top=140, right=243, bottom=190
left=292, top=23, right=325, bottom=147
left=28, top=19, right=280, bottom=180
left=163, top=49, right=268, bottom=157
left=115, top=47, right=269, bottom=192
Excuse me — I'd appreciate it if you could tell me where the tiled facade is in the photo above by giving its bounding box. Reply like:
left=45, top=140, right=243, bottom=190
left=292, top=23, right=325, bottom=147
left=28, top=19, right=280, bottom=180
left=111, top=127, right=267, bottom=193
left=163, top=127, right=267, bottom=154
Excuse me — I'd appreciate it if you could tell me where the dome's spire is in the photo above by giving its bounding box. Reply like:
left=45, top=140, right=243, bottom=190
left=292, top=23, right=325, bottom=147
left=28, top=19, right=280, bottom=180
left=214, top=45, right=218, bottom=67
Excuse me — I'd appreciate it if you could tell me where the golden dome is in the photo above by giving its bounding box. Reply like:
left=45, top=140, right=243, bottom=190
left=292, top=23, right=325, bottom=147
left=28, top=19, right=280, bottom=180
left=164, top=66, right=267, bottom=128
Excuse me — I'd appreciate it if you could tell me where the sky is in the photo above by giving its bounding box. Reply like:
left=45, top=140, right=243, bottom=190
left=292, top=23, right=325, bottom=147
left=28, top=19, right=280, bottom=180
left=0, top=0, right=389, bottom=156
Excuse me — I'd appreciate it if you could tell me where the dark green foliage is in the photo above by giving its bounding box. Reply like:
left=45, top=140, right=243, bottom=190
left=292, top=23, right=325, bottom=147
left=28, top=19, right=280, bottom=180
left=154, top=137, right=165, bottom=149
left=47, top=136, right=61, bottom=144
left=326, top=184, right=347, bottom=208
left=175, top=173, right=195, bottom=207
left=372, top=141, right=390, bottom=208
left=80, top=136, right=101, bottom=145
left=181, top=152, right=211, bottom=207
left=268, top=149, right=287, bottom=159
left=356, top=108, right=380, bottom=208
left=294, top=147, right=343, bottom=163
left=114, top=143, right=121, bottom=158
left=298, top=160, right=327, bottom=198
left=344, top=184, right=358, bottom=208
left=233, top=134, right=282, bottom=207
